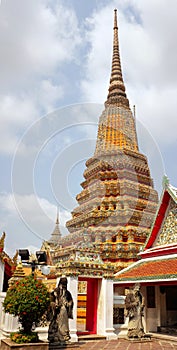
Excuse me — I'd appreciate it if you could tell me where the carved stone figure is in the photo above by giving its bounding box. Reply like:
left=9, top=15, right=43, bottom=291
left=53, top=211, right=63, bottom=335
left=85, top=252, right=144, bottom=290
left=125, top=284, right=145, bottom=338
left=48, top=277, right=73, bottom=344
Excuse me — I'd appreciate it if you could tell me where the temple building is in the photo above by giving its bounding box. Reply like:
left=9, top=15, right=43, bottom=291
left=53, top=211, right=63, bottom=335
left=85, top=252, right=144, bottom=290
left=114, top=176, right=177, bottom=335
left=0, top=10, right=169, bottom=341
left=43, top=10, right=159, bottom=339
left=52, top=9, right=158, bottom=271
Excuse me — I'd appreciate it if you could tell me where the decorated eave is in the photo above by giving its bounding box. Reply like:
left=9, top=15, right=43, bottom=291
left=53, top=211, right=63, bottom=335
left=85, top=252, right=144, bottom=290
left=52, top=245, right=115, bottom=278
left=145, top=176, right=177, bottom=250
left=140, top=243, right=177, bottom=259
left=56, top=259, right=115, bottom=279
left=1, top=251, right=16, bottom=277
left=0, top=232, right=17, bottom=277
left=114, top=253, right=177, bottom=285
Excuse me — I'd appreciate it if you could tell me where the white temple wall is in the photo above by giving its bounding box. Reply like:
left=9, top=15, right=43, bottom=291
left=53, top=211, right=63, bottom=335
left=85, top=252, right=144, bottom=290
left=113, top=285, right=127, bottom=337
left=0, top=260, right=4, bottom=292
left=97, top=278, right=117, bottom=339
left=0, top=292, right=19, bottom=339
left=113, top=294, right=128, bottom=337
left=67, top=276, right=78, bottom=342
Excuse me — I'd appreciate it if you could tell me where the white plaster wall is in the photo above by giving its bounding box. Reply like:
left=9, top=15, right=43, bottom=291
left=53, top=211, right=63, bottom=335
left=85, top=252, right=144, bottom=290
left=146, top=309, right=158, bottom=332
left=113, top=286, right=127, bottom=337
left=97, top=278, right=117, bottom=339
left=97, top=279, right=104, bottom=333
left=0, top=260, right=4, bottom=292
left=141, top=286, right=147, bottom=333
left=67, top=276, right=78, bottom=342
left=0, top=292, right=19, bottom=338
left=0, top=292, right=6, bottom=337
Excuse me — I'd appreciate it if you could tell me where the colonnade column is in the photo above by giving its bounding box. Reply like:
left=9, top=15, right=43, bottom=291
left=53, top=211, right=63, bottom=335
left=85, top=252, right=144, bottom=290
left=97, top=278, right=117, bottom=340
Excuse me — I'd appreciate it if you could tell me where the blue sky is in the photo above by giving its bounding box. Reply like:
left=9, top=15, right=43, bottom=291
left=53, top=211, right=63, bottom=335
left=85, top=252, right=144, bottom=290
left=0, top=0, right=177, bottom=256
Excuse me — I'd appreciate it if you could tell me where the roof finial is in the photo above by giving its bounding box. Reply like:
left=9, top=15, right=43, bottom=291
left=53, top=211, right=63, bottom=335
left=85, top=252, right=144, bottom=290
left=56, top=207, right=59, bottom=225
left=105, top=9, right=129, bottom=108
left=0, top=231, right=6, bottom=250
left=114, top=8, right=118, bottom=29
left=162, top=175, right=170, bottom=189
left=133, top=105, right=136, bottom=118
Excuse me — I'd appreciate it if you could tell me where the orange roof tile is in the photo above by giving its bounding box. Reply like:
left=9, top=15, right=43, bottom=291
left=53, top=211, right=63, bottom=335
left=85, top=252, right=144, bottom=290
left=115, top=256, right=177, bottom=282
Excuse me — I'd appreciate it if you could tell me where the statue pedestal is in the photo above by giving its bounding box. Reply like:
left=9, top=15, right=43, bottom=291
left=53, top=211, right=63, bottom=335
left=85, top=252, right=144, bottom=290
left=127, top=334, right=152, bottom=342
left=1, top=339, right=48, bottom=350
left=1, top=339, right=79, bottom=349
left=48, top=341, right=79, bottom=349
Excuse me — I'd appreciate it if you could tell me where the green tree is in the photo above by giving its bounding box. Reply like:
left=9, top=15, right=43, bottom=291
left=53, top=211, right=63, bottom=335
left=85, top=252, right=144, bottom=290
left=3, top=274, right=50, bottom=335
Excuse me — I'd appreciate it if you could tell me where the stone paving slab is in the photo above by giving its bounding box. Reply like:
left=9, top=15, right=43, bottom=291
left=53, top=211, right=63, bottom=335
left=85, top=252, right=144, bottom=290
left=2, top=337, right=177, bottom=350
left=68, top=339, right=177, bottom=350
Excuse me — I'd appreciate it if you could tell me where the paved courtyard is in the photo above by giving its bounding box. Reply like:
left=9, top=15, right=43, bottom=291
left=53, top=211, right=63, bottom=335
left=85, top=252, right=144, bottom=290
left=70, top=337, right=177, bottom=350
left=2, top=336, right=177, bottom=349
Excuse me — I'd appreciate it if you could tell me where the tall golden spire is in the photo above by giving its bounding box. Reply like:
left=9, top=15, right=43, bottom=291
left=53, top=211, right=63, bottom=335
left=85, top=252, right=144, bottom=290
left=64, top=9, right=158, bottom=268
left=105, top=9, right=129, bottom=108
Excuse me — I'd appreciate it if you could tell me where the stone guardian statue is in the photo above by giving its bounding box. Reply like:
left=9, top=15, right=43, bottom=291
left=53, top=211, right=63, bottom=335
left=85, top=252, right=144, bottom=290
left=125, top=284, right=145, bottom=339
left=48, top=277, right=74, bottom=344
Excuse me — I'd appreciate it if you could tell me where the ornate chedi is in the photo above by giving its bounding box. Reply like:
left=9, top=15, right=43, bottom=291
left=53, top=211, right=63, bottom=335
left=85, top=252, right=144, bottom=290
left=41, top=209, right=62, bottom=252
left=55, top=10, right=158, bottom=271
left=48, top=209, right=61, bottom=246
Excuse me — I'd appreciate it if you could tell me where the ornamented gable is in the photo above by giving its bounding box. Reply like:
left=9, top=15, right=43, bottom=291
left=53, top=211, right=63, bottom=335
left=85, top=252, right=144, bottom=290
left=145, top=176, right=177, bottom=250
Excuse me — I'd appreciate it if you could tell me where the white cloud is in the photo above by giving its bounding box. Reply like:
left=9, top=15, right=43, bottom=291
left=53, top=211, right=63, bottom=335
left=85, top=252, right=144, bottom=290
left=0, top=192, right=71, bottom=256
left=0, top=0, right=81, bottom=155
left=1, top=0, right=177, bottom=254
left=80, top=6, right=113, bottom=103
left=36, top=80, right=64, bottom=113
left=0, top=0, right=81, bottom=89
left=130, top=86, right=177, bottom=146
left=0, top=94, right=38, bottom=153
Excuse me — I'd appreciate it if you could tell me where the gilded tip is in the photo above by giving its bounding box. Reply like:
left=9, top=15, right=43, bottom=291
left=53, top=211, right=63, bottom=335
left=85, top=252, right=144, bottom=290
left=56, top=207, right=59, bottom=224
left=114, top=8, right=118, bottom=28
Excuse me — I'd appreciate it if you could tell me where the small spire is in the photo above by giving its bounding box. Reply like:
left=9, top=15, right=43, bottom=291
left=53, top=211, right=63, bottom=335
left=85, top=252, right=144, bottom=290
left=133, top=105, right=136, bottom=118
left=56, top=207, right=59, bottom=225
left=48, top=207, right=61, bottom=245
left=105, top=9, right=129, bottom=108
left=9, top=261, right=26, bottom=286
